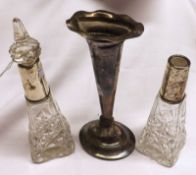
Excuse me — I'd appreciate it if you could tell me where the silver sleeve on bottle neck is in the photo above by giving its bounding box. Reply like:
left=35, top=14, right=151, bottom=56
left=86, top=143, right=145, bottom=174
left=160, top=55, right=190, bottom=104
left=18, top=59, right=50, bottom=102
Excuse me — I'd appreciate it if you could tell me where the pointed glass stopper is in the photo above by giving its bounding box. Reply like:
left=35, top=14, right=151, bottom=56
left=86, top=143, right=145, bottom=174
left=13, top=18, right=30, bottom=41
left=10, top=18, right=40, bottom=66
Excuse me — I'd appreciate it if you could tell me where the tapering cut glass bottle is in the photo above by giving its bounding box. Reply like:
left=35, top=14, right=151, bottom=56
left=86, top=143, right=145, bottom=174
left=27, top=95, right=74, bottom=163
left=9, top=18, right=74, bottom=163
left=136, top=55, right=190, bottom=167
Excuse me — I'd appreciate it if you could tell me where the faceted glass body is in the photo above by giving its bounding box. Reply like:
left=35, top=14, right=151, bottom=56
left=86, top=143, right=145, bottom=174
left=27, top=94, right=74, bottom=163
left=136, top=95, right=186, bottom=167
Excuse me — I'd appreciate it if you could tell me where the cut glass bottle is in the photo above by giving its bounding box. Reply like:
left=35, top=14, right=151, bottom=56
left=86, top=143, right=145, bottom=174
left=9, top=18, right=74, bottom=163
left=136, top=55, right=190, bottom=167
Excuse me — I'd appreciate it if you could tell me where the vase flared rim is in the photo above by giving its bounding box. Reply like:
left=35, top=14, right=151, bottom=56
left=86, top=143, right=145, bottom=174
left=66, top=10, right=144, bottom=43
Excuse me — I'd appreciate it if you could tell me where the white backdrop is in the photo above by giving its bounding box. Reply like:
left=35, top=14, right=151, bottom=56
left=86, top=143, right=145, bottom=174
left=0, top=0, right=196, bottom=174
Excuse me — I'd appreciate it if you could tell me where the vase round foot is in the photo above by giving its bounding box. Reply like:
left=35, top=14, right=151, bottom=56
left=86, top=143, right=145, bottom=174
left=79, top=120, right=135, bottom=160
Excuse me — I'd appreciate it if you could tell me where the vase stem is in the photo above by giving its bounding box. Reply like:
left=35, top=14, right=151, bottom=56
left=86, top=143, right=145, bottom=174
left=87, top=40, right=122, bottom=121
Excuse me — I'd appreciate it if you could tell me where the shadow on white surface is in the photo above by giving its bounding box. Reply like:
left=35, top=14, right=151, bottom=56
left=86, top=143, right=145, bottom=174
left=0, top=102, right=29, bottom=160
left=0, top=103, right=25, bottom=137
left=94, top=0, right=158, bottom=22
left=50, top=46, right=87, bottom=91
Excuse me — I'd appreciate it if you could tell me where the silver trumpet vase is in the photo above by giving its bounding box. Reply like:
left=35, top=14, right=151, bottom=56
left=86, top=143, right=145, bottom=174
left=66, top=10, right=144, bottom=160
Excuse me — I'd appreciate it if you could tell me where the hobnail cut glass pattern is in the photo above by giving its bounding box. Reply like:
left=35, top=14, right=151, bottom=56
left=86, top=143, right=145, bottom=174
left=136, top=95, right=186, bottom=167
left=27, top=94, right=74, bottom=163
